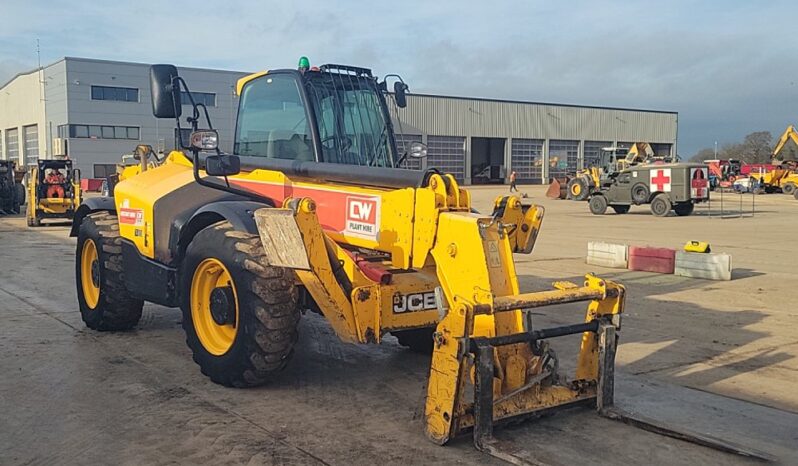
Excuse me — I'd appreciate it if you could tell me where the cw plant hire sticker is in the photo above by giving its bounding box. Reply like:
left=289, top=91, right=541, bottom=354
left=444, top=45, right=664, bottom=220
left=345, top=196, right=380, bottom=238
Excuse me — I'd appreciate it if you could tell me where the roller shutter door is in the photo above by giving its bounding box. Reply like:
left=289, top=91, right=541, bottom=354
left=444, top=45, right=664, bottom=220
left=427, top=136, right=465, bottom=181
left=548, top=140, right=579, bottom=179
left=511, top=139, right=543, bottom=184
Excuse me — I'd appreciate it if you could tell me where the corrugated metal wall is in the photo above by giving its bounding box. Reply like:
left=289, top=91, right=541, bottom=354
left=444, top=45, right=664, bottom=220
left=397, top=94, right=677, bottom=143
left=394, top=94, right=677, bottom=184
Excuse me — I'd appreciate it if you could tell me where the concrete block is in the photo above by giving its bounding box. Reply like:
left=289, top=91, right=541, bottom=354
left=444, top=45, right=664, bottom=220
left=675, top=251, right=732, bottom=281
left=628, top=246, right=676, bottom=274
left=586, top=242, right=628, bottom=269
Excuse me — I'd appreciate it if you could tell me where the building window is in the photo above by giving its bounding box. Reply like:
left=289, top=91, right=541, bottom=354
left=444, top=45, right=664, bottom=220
left=23, top=125, right=39, bottom=164
left=93, top=164, right=118, bottom=178
left=181, top=91, right=216, bottom=107
left=91, top=85, right=139, bottom=102
left=548, top=140, right=579, bottom=179
left=6, top=128, right=19, bottom=162
left=62, top=124, right=140, bottom=140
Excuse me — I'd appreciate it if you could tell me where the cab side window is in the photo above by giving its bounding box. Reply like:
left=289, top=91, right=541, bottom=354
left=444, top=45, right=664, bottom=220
left=234, top=74, right=314, bottom=161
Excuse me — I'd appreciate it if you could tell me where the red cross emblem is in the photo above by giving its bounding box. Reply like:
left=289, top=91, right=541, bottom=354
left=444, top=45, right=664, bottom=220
left=650, top=169, right=671, bottom=192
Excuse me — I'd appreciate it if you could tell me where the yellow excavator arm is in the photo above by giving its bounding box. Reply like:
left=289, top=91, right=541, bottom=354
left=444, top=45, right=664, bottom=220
left=773, top=125, right=798, bottom=162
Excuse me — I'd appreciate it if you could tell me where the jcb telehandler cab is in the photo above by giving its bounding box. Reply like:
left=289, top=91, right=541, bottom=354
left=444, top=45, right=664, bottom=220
left=70, top=59, right=756, bottom=462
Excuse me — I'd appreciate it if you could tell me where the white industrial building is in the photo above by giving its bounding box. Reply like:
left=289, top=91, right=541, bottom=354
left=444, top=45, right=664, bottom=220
left=0, top=57, right=246, bottom=179
left=0, top=57, right=678, bottom=185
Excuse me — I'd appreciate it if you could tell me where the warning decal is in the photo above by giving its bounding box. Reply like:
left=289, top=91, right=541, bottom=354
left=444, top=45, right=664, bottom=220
left=119, top=207, right=144, bottom=226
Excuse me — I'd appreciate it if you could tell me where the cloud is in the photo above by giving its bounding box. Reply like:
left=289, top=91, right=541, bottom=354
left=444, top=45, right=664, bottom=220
left=1, top=0, right=796, bottom=156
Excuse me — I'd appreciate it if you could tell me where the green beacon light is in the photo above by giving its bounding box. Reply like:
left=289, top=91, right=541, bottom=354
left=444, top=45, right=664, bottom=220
left=298, top=56, right=310, bottom=72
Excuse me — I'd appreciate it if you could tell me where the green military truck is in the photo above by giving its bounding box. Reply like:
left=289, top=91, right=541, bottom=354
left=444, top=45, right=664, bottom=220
left=587, top=163, right=709, bottom=217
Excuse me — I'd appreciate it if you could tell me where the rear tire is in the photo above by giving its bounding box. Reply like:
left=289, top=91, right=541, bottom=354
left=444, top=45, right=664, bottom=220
left=180, top=221, right=300, bottom=387
left=76, top=211, right=144, bottom=330
left=794, top=189, right=798, bottom=200
left=611, top=205, right=630, bottom=214
left=392, top=327, right=435, bottom=354
left=674, top=202, right=695, bottom=216
left=650, top=194, right=672, bottom=217
left=588, top=195, right=608, bottom=215
left=782, top=183, right=795, bottom=195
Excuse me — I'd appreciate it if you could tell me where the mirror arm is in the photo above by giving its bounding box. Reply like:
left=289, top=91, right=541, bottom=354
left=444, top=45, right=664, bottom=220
left=190, top=152, right=276, bottom=206
left=396, top=151, right=408, bottom=167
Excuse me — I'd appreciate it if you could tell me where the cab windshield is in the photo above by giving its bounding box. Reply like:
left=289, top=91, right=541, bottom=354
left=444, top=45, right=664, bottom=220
left=305, top=72, right=396, bottom=167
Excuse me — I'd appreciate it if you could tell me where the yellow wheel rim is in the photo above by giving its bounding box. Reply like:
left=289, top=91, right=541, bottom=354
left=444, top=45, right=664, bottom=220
left=190, top=258, right=239, bottom=356
left=571, top=183, right=582, bottom=196
left=80, top=239, right=100, bottom=309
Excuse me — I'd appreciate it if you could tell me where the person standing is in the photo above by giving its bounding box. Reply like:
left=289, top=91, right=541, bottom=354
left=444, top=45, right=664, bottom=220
left=509, top=170, right=518, bottom=192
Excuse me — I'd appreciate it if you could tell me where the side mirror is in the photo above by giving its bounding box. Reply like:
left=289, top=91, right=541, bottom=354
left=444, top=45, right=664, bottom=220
left=394, top=81, right=408, bottom=108
left=150, top=65, right=182, bottom=118
left=205, top=154, right=240, bottom=177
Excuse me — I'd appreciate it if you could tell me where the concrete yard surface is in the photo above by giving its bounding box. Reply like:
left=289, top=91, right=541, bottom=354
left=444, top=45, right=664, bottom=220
left=1, top=185, right=797, bottom=465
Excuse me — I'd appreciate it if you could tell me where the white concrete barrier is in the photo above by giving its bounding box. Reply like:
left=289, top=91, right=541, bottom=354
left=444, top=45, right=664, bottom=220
left=586, top=242, right=628, bottom=269
left=674, top=251, right=732, bottom=281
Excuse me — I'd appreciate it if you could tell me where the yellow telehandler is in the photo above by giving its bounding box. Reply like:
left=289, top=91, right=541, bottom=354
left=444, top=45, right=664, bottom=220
left=70, top=59, right=761, bottom=462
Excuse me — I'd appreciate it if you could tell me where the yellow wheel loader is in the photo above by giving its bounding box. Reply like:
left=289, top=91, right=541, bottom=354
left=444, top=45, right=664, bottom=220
left=27, top=159, right=81, bottom=227
left=70, top=60, right=761, bottom=462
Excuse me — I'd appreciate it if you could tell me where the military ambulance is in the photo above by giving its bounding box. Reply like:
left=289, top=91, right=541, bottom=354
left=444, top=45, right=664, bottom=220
left=587, top=163, right=709, bottom=217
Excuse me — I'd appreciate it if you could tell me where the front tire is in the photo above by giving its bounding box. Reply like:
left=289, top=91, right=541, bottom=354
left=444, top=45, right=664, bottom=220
left=568, top=177, right=590, bottom=201
left=76, top=211, right=143, bottom=330
left=650, top=194, right=672, bottom=217
left=782, top=183, right=795, bottom=195
left=180, top=222, right=299, bottom=387
left=589, top=195, right=608, bottom=215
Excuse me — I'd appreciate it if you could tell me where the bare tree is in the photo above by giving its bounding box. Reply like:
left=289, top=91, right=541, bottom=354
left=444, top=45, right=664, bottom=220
left=738, top=131, right=773, bottom=163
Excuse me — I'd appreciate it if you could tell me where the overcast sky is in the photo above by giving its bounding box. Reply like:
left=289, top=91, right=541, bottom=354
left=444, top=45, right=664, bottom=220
left=1, top=0, right=795, bottom=156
